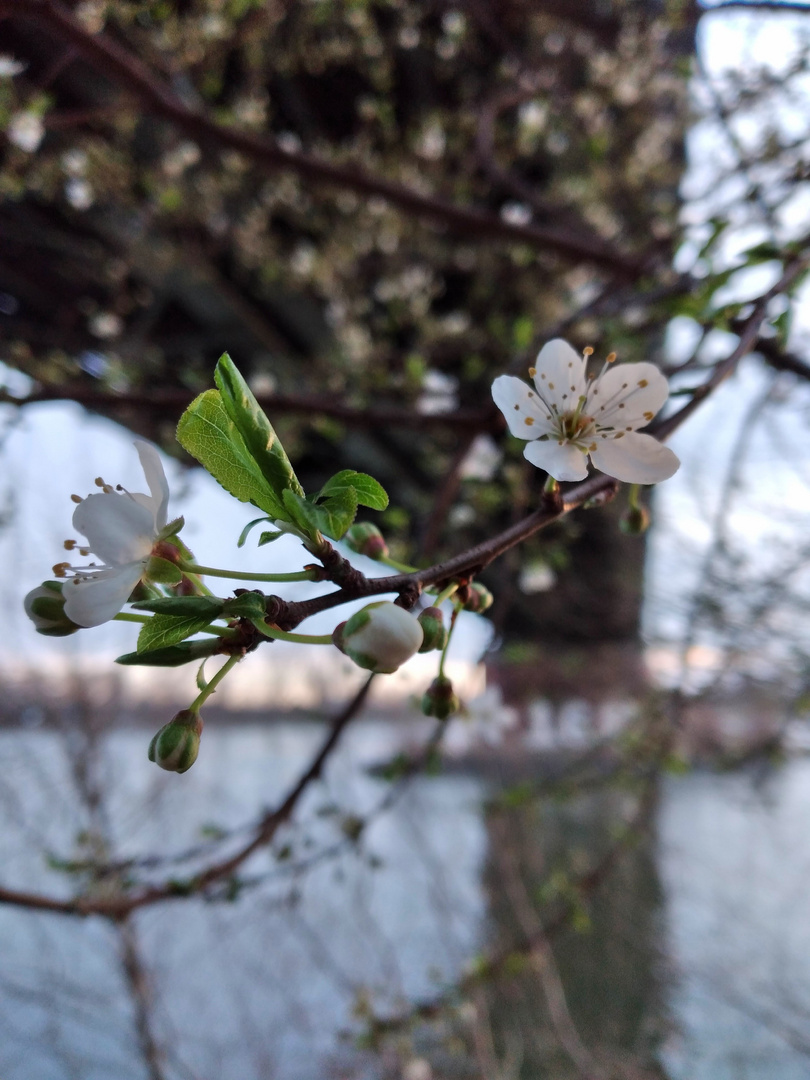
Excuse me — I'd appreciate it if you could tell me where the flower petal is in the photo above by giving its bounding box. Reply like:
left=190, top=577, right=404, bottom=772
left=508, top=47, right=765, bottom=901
left=589, top=431, right=680, bottom=484
left=523, top=437, right=589, bottom=481
left=73, top=492, right=156, bottom=565
left=587, top=362, right=669, bottom=429
left=492, top=375, right=556, bottom=439
left=63, top=563, right=145, bottom=627
left=532, top=339, right=588, bottom=412
left=135, top=440, right=170, bottom=531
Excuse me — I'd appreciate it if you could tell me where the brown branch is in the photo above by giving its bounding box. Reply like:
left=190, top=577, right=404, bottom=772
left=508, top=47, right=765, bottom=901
left=277, top=472, right=618, bottom=628
left=1, top=0, right=642, bottom=275
left=0, top=385, right=499, bottom=433
left=0, top=675, right=374, bottom=917
left=653, top=251, right=810, bottom=441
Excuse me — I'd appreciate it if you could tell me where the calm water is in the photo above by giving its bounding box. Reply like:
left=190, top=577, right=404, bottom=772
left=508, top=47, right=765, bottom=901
left=1, top=721, right=810, bottom=1079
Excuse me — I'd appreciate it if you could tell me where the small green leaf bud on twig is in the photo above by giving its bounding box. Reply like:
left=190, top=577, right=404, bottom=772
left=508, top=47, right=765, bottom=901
left=333, top=601, right=423, bottom=674
left=417, top=607, right=448, bottom=652
left=344, top=522, right=389, bottom=561
left=421, top=675, right=460, bottom=720
left=24, top=581, right=81, bottom=636
left=463, top=582, right=494, bottom=614
left=148, top=710, right=203, bottom=774
left=619, top=504, right=651, bottom=535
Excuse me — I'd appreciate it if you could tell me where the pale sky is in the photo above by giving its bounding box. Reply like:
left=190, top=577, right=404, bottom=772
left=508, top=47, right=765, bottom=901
left=2, top=4, right=810, bottom=701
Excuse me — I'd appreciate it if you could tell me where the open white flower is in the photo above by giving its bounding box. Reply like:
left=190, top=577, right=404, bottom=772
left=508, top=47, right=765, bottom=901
left=492, top=339, right=679, bottom=484
left=54, top=441, right=171, bottom=627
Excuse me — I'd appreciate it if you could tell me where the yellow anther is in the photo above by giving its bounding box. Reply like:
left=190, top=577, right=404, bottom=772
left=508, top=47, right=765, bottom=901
left=52, top=562, right=69, bottom=577
left=528, top=366, right=537, bottom=377
left=644, top=411, right=653, bottom=421
left=606, top=351, right=617, bottom=363
left=64, top=540, right=76, bottom=550
left=583, top=346, right=594, bottom=356
left=95, top=477, right=105, bottom=487
left=524, top=417, right=535, bottom=426
left=71, top=494, right=82, bottom=504
left=637, top=379, right=648, bottom=388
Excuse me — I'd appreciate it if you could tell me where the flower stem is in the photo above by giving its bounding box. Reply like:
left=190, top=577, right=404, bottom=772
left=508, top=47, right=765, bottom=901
left=189, top=654, right=241, bottom=712
left=379, top=554, right=417, bottom=574
left=438, top=606, right=460, bottom=679
left=181, top=562, right=317, bottom=584
left=249, top=617, right=334, bottom=646
left=431, top=582, right=459, bottom=607
left=114, top=612, right=150, bottom=624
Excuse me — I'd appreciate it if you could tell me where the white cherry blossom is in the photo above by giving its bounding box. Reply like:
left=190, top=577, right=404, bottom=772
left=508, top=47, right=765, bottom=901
left=54, top=441, right=171, bottom=627
left=492, top=338, right=679, bottom=483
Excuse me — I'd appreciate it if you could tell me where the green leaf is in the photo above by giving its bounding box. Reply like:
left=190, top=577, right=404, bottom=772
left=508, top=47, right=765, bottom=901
left=283, top=488, right=358, bottom=541
left=144, top=555, right=183, bottom=585
left=281, top=488, right=320, bottom=539
left=317, top=470, right=389, bottom=511
left=258, top=530, right=284, bottom=546
left=222, top=593, right=267, bottom=620
left=177, top=390, right=286, bottom=518
left=237, top=515, right=272, bottom=548
left=132, top=596, right=225, bottom=618
left=214, top=354, right=304, bottom=501
left=116, top=639, right=222, bottom=666
left=137, top=613, right=216, bottom=653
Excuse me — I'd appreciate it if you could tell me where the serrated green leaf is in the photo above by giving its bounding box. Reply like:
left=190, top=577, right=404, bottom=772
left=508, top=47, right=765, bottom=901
left=283, top=488, right=357, bottom=541
left=145, top=555, right=183, bottom=584
left=137, top=613, right=216, bottom=653
left=222, top=593, right=267, bottom=620
left=132, top=596, right=225, bottom=618
left=215, top=354, right=304, bottom=501
left=237, top=516, right=272, bottom=548
left=177, top=390, right=286, bottom=518
left=281, top=488, right=320, bottom=540
left=258, top=530, right=283, bottom=546
left=317, top=470, right=389, bottom=511
left=116, top=639, right=221, bottom=666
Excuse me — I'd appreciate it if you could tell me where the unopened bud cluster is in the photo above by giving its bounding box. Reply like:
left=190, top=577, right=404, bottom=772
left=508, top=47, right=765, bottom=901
left=148, top=710, right=203, bottom=774
left=24, top=581, right=81, bottom=636
left=463, top=582, right=493, bottom=614
left=334, top=601, right=423, bottom=674
left=417, top=607, right=447, bottom=652
left=421, top=675, right=459, bottom=720
left=344, top=522, right=389, bottom=561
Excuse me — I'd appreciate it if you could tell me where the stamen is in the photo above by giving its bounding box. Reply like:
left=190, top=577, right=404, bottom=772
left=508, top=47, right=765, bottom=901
left=79, top=548, right=91, bottom=557
left=52, top=562, right=69, bottom=578
left=606, top=352, right=617, bottom=363
left=528, top=366, right=536, bottom=377
left=64, top=540, right=77, bottom=550
left=583, top=346, right=594, bottom=357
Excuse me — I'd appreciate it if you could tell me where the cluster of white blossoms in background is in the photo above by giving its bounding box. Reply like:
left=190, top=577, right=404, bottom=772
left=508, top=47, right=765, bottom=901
left=51, top=441, right=171, bottom=627
left=492, top=338, right=679, bottom=484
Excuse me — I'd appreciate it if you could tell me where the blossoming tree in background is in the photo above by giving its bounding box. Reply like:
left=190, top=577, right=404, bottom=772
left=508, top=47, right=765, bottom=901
left=3, top=0, right=810, bottom=1076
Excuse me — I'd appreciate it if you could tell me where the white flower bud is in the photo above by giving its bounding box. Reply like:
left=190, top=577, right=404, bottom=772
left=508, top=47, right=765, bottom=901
left=335, top=601, right=423, bottom=674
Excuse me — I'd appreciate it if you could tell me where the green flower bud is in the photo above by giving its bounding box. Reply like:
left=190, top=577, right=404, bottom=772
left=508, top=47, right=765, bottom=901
left=335, top=601, right=423, bottom=674
left=421, top=675, right=459, bottom=720
left=463, top=582, right=494, bottom=614
left=148, top=710, right=203, bottom=774
left=24, top=581, right=81, bottom=636
left=417, top=607, right=447, bottom=653
left=344, top=522, right=389, bottom=561
left=619, top=505, right=651, bottom=535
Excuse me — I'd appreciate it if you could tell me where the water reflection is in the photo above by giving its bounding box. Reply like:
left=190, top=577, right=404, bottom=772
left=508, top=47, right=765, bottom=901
left=1, top=722, right=810, bottom=1079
